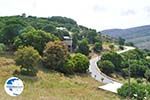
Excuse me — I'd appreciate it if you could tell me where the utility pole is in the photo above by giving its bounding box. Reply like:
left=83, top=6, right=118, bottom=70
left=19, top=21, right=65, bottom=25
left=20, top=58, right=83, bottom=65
left=128, top=59, right=131, bottom=100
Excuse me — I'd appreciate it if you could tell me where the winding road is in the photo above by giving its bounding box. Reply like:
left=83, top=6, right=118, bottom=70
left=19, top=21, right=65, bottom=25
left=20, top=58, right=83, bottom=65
left=89, top=46, right=135, bottom=93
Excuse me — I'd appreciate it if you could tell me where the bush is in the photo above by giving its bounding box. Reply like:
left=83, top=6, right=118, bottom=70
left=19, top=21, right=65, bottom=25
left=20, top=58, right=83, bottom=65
left=122, top=49, right=145, bottom=60
left=101, top=51, right=123, bottom=70
left=93, top=42, right=102, bottom=53
left=15, top=46, right=41, bottom=76
left=129, top=60, right=147, bottom=77
left=118, top=83, right=150, bottom=100
left=42, top=41, right=69, bottom=71
left=72, top=53, right=89, bottom=73
left=97, top=60, right=115, bottom=75
left=62, top=58, right=75, bottom=74
left=60, top=53, right=89, bottom=74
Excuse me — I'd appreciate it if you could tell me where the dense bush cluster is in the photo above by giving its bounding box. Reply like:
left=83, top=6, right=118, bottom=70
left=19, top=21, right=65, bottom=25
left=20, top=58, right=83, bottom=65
left=118, top=83, right=150, bottom=100
left=42, top=41, right=89, bottom=74
left=121, top=49, right=150, bottom=79
left=98, top=49, right=150, bottom=80
left=0, top=15, right=100, bottom=76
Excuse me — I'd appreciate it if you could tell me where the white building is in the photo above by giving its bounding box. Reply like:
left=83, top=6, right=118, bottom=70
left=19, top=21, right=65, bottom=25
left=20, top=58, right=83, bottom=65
left=63, top=36, right=72, bottom=52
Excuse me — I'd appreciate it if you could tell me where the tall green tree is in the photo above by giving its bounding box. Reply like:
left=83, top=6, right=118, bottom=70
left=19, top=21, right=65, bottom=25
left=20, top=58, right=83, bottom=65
left=14, top=29, right=58, bottom=53
left=118, top=37, right=125, bottom=45
left=0, top=24, right=24, bottom=45
left=77, top=39, right=89, bottom=56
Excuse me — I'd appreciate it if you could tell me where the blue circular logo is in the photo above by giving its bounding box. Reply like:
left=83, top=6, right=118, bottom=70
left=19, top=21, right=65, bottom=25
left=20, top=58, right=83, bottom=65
left=4, top=77, right=24, bottom=96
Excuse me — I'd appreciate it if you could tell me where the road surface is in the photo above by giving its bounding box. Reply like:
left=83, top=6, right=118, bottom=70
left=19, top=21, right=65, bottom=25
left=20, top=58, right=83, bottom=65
left=89, top=46, right=135, bottom=93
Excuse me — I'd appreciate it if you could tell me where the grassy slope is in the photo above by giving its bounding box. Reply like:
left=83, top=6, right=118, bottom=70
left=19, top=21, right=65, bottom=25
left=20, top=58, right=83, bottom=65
left=0, top=57, right=119, bottom=100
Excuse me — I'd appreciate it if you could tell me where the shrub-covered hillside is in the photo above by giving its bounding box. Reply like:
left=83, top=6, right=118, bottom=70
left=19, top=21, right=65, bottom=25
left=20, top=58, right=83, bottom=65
left=0, top=15, right=103, bottom=52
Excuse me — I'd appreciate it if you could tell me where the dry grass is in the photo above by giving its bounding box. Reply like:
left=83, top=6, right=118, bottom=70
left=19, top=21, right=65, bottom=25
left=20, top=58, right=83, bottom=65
left=0, top=57, right=15, bottom=67
left=0, top=57, right=120, bottom=100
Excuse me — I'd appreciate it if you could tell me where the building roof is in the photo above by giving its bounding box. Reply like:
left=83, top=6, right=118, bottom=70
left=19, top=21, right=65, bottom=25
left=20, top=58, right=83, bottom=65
left=63, top=36, right=72, bottom=40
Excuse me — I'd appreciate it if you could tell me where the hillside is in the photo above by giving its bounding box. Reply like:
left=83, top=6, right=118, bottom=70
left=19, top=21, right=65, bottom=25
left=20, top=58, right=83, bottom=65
left=0, top=57, right=119, bottom=100
left=101, top=25, right=150, bottom=49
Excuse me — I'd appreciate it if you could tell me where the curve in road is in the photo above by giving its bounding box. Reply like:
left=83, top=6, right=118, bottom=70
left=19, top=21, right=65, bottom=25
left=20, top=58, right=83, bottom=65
left=89, top=46, right=135, bottom=93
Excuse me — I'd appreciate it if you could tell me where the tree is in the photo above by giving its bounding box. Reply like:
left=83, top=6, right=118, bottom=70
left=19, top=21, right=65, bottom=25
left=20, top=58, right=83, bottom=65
left=93, top=42, right=102, bottom=53
left=101, top=51, right=123, bottom=70
left=42, top=24, right=56, bottom=33
left=15, top=46, right=41, bottom=76
left=97, top=60, right=115, bottom=75
left=42, top=41, right=69, bottom=71
left=14, top=29, right=58, bottom=53
left=0, top=23, right=24, bottom=45
left=87, top=30, right=97, bottom=44
left=49, top=16, right=77, bottom=25
left=122, top=49, right=145, bottom=60
left=118, top=37, right=125, bottom=45
left=71, top=53, right=89, bottom=73
left=0, top=19, right=26, bottom=45
left=130, top=61, right=147, bottom=77
left=77, top=39, right=89, bottom=56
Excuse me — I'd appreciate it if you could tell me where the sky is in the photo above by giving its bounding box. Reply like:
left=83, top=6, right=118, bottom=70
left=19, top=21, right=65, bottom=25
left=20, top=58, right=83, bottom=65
left=0, top=0, right=150, bottom=31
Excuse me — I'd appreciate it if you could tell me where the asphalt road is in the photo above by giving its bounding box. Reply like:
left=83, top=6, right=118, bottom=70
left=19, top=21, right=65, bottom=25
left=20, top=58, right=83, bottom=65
left=89, top=46, right=135, bottom=93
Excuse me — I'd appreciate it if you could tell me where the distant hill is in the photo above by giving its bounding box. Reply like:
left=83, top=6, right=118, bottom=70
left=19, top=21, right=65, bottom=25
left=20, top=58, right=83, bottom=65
left=101, top=25, right=150, bottom=50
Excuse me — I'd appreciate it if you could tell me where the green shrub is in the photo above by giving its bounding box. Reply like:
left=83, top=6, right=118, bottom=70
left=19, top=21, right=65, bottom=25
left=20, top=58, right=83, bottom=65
left=62, top=58, right=75, bottom=74
left=97, top=60, right=115, bottom=75
left=72, top=53, right=89, bottom=73
left=15, top=46, right=41, bottom=76
left=60, top=53, right=89, bottom=74
left=93, top=42, right=102, bottom=53
left=118, top=83, right=150, bottom=100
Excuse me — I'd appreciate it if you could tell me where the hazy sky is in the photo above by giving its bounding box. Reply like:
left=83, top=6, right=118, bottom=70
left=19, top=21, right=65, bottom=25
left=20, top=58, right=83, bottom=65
left=0, top=0, right=150, bottom=31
